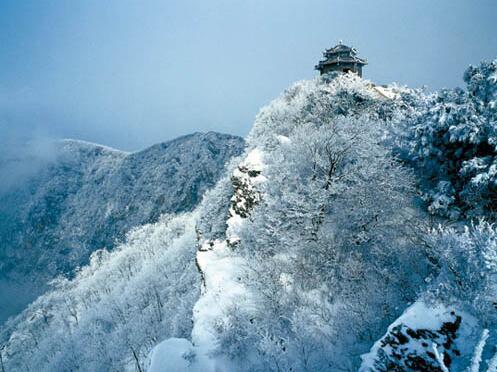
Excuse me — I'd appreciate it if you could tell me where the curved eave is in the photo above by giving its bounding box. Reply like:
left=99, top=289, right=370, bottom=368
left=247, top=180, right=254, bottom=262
left=316, top=59, right=368, bottom=69
left=325, top=45, right=354, bottom=53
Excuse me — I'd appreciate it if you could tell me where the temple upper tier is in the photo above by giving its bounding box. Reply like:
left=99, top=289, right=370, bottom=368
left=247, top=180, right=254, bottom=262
left=315, top=42, right=367, bottom=77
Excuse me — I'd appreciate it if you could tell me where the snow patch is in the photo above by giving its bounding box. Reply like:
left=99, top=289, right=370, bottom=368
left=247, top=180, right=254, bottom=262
left=192, top=240, right=252, bottom=348
left=277, top=135, right=291, bottom=144
left=372, top=85, right=400, bottom=100
left=360, top=301, right=480, bottom=371
left=147, top=338, right=214, bottom=372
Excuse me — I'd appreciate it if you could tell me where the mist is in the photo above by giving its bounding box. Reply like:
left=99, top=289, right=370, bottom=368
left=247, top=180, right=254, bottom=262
left=0, top=122, right=57, bottom=195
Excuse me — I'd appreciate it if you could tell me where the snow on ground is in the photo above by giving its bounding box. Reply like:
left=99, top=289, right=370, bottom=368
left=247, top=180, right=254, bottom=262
left=240, top=147, right=265, bottom=171
left=147, top=148, right=265, bottom=372
left=147, top=338, right=213, bottom=372
left=360, top=301, right=480, bottom=371
left=372, top=85, right=400, bottom=100
left=276, top=134, right=291, bottom=144
left=190, top=148, right=265, bottom=366
left=192, top=239, right=253, bottom=348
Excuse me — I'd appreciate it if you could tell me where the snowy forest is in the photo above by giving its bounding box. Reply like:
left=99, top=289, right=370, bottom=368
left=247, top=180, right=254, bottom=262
left=1, top=59, right=497, bottom=372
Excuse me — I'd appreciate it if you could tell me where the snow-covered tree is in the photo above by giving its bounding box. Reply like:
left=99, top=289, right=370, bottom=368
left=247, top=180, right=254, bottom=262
left=399, top=58, right=497, bottom=219
left=425, top=221, right=497, bottom=325
left=207, top=75, right=433, bottom=371
left=0, top=213, right=200, bottom=371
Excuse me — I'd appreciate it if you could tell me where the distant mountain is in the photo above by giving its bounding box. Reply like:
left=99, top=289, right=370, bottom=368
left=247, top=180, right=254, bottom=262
left=0, top=132, right=244, bottom=323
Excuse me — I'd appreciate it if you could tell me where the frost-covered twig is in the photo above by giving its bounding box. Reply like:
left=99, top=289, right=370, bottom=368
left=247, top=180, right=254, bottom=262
left=432, top=343, right=450, bottom=372
left=469, top=329, right=489, bottom=372
left=486, top=346, right=497, bottom=372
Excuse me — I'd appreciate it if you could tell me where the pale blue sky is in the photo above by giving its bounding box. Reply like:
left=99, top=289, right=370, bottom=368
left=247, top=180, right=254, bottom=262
left=1, top=0, right=496, bottom=150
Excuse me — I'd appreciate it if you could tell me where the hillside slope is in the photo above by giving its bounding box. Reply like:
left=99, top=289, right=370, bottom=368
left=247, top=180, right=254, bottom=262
left=0, top=132, right=244, bottom=323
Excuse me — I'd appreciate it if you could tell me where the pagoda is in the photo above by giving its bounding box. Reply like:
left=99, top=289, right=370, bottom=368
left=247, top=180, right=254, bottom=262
left=315, top=41, right=367, bottom=77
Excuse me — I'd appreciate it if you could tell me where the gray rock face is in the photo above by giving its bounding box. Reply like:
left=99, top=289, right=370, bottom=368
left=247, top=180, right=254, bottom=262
left=0, top=132, right=244, bottom=323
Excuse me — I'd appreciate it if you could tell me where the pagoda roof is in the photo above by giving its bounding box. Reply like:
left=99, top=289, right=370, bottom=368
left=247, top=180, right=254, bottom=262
left=324, top=42, right=359, bottom=54
left=316, top=54, right=368, bottom=68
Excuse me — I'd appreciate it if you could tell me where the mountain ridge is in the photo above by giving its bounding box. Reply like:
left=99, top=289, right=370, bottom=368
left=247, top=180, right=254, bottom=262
left=0, top=131, right=245, bottom=323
